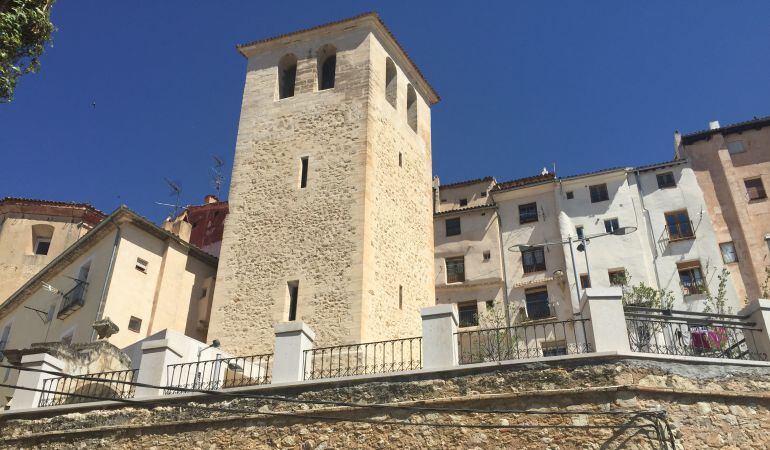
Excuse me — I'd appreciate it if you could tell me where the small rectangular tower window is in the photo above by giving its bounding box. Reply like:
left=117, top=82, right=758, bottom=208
left=745, top=178, right=767, bottom=201
left=128, top=316, right=142, bottom=333
left=566, top=191, right=574, bottom=199
left=483, top=250, right=491, bottom=261
left=459, top=198, right=468, bottom=207
left=576, top=226, right=584, bottom=240
left=398, top=285, right=403, bottom=310
left=287, top=281, right=299, bottom=321
left=398, top=152, right=403, bottom=167
left=33, top=238, right=51, bottom=255
left=300, top=157, right=309, bottom=189
left=445, top=218, right=461, bottom=236
left=135, top=258, right=148, bottom=273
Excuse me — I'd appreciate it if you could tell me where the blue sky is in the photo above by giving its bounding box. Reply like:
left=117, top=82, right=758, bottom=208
left=2, top=2, right=769, bottom=222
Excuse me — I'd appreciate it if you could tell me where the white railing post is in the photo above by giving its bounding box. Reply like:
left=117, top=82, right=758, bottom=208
left=9, top=353, right=65, bottom=410
left=421, top=304, right=459, bottom=369
left=581, top=287, right=631, bottom=353
left=739, top=299, right=770, bottom=358
left=272, top=321, right=315, bottom=384
left=134, top=339, right=184, bottom=398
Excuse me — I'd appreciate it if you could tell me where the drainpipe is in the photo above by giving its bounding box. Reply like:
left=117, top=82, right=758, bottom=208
left=90, top=219, right=122, bottom=342
left=632, top=170, right=662, bottom=290
left=491, top=201, right=513, bottom=329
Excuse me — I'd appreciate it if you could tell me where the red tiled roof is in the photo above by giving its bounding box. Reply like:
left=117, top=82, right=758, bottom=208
left=0, top=197, right=106, bottom=226
left=438, top=176, right=496, bottom=190
left=492, top=173, right=556, bottom=192
left=680, top=114, right=770, bottom=145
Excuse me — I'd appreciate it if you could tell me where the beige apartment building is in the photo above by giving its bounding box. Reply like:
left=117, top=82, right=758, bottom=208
left=0, top=198, right=105, bottom=301
left=0, top=206, right=217, bottom=406
left=676, top=116, right=770, bottom=301
left=208, top=13, right=440, bottom=355
left=433, top=177, right=505, bottom=327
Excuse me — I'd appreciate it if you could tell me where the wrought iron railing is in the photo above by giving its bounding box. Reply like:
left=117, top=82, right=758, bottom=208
left=38, top=369, right=138, bottom=407
left=58, top=280, right=88, bottom=319
left=681, top=279, right=707, bottom=296
left=164, top=353, right=272, bottom=394
left=456, top=318, right=592, bottom=365
left=624, top=306, right=766, bottom=361
left=304, top=336, right=422, bottom=380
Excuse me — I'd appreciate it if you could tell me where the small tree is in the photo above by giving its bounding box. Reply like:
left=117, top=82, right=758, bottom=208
left=474, top=302, right=521, bottom=361
left=0, top=0, right=56, bottom=103
left=620, top=271, right=675, bottom=310
left=703, top=267, right=732, bottom=315
left=760, top=267, right=770, bottom=299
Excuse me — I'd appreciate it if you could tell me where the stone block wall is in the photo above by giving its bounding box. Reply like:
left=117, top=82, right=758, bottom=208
left=2, top=357, right=770, bottom=448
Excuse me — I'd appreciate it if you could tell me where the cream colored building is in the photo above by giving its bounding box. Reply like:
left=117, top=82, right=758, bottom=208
left=0, top=198, right=105, bottom=301
left=433, top=177, right=505, bottom=327
left=208, top=13, right=439, bottom=355
left=0, top=206, right=217, bottom=406
left=675, top=117, right=770, bottom=301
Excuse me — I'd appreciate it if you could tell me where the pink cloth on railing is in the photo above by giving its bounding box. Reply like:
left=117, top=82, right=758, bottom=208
left=690, top=327, right=726, bottom=351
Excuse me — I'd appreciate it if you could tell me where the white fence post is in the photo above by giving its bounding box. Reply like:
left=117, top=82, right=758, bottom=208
left=9, top=353, right=65, bottom=410
left=134, top=339, right=184, bottom=398
left=581, top=287, right=630, bottom=353
left=272, top=321, right=315, bottom=384
left=739, top=299, right=770, bottom=358
left=421, top=304, right=459, bottom=369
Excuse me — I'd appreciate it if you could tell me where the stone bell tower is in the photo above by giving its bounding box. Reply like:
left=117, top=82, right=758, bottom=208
left=208, top=13, right=440, bottom=355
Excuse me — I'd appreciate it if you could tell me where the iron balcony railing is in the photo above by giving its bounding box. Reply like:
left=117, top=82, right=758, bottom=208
left=624, top=306, right=766, bottom=361
left=58, top=280, right=88, bottom=319
left=681, top=279, right=707, bottom=296
left=164, top=353, right=272, bottom=394
left=304, top=336, right=422, bottom=380
left=665, top=221, right=695, bottom=242
left=456, top=318, right=592, bottom=365
left=38, top=369, right=138, bottom=407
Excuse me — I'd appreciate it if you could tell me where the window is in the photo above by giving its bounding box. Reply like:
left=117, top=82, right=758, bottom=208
left=677, top=261, right=705, bottom=296
left=0, top=323, right=11, bottom=352
left=576, top=226, right=584, bottom=240
left=566, top=191, right=574, bottom=200
left=579, top=274, right=591, bottom=289
left=541, top=340, right=567, bottom=357
left=518, top=202, right=538, bottom=224
left=604, top=218, right=620, bottom=234
left=385, top=57, right=397, bottom=107
left=200, top=287, right=208, bottom=299
left=485, top=300, right=494, bottom=309
left=300, top=157, right=309, bottom=188
left=727, top=140, right=745, bottom=154
left=128, top=316, right=142, bottom=333
left=481, top=191, right=488, bottom=198
left=445, top=256, right=465, bottom=283
left=589, top=183, right=609, bottom=203
left=656, top=172, right=676, bottom=189
left=33, top=238, right=51, bottom=255
left=398, top=152, right=403, bottom=167
left=745, top=178, right=767, bottom=201
left=720, top=242, right=738, bottom=264
left=457, top=302, right=479, bottom=328
left=459, top=198, right=468, bottom=207
left=287, top=281, right=299, bottom=321
left=135, top=257, right=148, bottom=273
left=608, top=269, right=627, bottom=286
left=522, top=247, right=546, bottom=273
left=59, top=262, right=90, bottom=318
left=525, top=288, right=551, bottom=320
left=406, top=84, right=417, bottom=132
left=483, top=250, right=491, bottom=261
left=398, top=285, right=403, bottom=310
left=317, top=45, right=336, bottom=90
left=278, top=53, right=297, bottom=99
left=665, top=210, right=694, bottom=241
left=445, top=217, right=461, bottom=237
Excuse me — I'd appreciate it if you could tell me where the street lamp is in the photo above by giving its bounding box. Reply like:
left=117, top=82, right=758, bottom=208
left=509, top=226, right=637, bottom=313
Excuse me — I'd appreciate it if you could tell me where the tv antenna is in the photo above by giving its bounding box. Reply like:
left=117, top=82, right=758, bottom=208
left=159, top=177, right=183, bottom=219
left=210, top=155, right=225, bottom=199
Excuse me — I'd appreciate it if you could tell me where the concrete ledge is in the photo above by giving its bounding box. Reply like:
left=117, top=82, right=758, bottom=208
left=274, top=321, right=316, bottom=341
left=19, top=353, right=64, bottom=367
left=420, top=304, right=457, bottom=321
left=739, top=298, right=770, bottom=316
left=140, top=339, right=184, bottom=358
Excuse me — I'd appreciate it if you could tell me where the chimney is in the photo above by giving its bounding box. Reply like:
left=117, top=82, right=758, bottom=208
left=709, top=120, right=720, bottom=130
left=432, top=176, right=441, bottom=214
left=204, top=195, right=219, bottom=204
left=162, top=218, right=192, bottom=243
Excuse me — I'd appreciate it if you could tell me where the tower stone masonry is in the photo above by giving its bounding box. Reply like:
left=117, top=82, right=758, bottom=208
left=207, top=14, right=440, bottom=355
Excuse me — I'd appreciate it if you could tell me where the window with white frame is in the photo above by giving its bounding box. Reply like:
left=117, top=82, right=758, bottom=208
left=720, top=242, right=738, bottom=264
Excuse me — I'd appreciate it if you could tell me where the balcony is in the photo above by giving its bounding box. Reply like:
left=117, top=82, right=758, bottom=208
left=681, top=279, right=707, bottom=297
left=58, top=281, right=88, bottom=319
left=665, top=221, right=695, bottom=242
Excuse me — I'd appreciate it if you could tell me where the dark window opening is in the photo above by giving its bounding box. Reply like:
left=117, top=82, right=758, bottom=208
left=128, top=316, right=142, bottom=333
left=609, top=269, right=627, bottom=286
left=457, top=302, right=478, bottom=328
left=519, top=202, right=538, bottom=224
left=445, top=256, right=465, bottom=283
left=566, top=191, right=574, bottom=199
left=589, top=183, right=609, bottom=203
left=483, top=250, right=491, bottom=261
left=677, top=263, right=705, bottom=296
left=445, top=217, right=461, bottom=236
left=604, top=218, right=620, bottom=234
left=665, top=210, right=694, bottom=241
left=34, top=239, right=50, bottom=255
left=406, top=84, right=417, bottom=131
left=580, top=274, right=591, bottom=289
left=745, top=178, right=767, bottom=201
left=318, top=45, right=336, bottom=90
left=300, top=157, right=309, bottom=189
left=525, top=288, right=551, bottom=320
left=656, top=172, right=676, bottom=189
left=576, top=226, right=584, bottom=240
left=278, top=54, right=297, bottom=99
left=399, top=285, right=403, bottom=310
left=459, top=198, right=468, bottom=207
left=522, top=247, right=546, bottom=273
left=385, top=57, right=397, bottom=107
left=288, top=281, right=299, bottom=321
